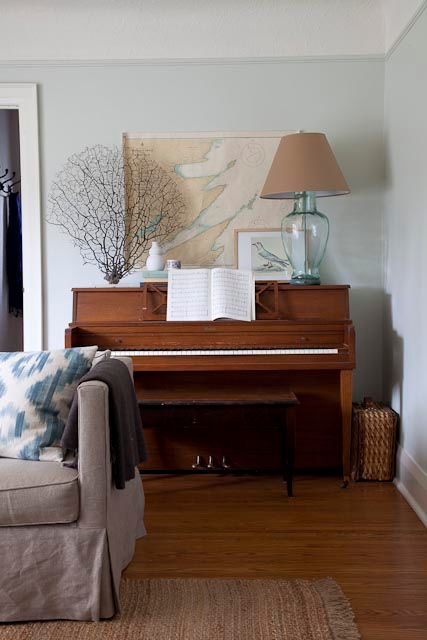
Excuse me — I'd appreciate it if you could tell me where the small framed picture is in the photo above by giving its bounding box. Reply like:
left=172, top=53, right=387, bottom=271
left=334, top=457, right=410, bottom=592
left=234, top=228, right=292, bottom=281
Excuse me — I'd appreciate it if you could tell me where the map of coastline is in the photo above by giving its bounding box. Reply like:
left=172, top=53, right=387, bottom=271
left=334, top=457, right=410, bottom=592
left=124, top=133, right=292, bottom=266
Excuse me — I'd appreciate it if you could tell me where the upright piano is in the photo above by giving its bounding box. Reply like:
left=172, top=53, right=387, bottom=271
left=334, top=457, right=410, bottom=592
left=66, top=283, right=355, bottom=483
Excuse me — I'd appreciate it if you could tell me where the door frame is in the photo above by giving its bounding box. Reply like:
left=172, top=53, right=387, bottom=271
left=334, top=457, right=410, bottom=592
left=0, top=84, right=42, bottom=350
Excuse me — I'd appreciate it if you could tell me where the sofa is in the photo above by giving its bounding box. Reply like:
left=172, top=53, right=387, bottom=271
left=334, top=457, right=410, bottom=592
left=0, top=356, right=146, bottom=622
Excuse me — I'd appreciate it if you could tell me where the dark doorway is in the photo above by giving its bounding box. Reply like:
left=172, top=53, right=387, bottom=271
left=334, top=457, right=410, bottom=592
left=0, top=108, right=23, bottom=351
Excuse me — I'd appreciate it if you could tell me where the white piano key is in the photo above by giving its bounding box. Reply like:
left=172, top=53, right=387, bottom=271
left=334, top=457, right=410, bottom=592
left=111, top=347, right=340, bottom=357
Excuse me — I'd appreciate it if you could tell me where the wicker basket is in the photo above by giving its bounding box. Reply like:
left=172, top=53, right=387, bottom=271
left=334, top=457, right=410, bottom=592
left=351, top=398, right=398, bottom=481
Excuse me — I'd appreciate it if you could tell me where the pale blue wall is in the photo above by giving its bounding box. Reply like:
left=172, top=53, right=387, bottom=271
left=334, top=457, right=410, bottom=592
left=385, top=8, right=427, bottom=476
left=0, top=58, right=385, bottom=398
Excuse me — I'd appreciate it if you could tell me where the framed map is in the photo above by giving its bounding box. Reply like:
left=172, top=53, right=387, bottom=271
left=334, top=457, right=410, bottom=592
left=123, top=131, right=294, bottom=267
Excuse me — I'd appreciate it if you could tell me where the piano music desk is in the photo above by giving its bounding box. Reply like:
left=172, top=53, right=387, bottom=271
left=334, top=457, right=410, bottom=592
left=138, top=385, right=299, bottom=496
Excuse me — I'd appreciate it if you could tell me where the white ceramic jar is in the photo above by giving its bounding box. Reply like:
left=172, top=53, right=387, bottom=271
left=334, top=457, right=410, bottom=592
left=145, top=241, right=165, bottom=271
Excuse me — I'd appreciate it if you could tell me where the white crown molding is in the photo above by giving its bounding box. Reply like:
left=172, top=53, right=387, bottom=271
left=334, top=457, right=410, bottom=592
left=394, top=445, right=427, bottom=528
left=0, top=54, right=385, bottom=69
left=386, top=0, right=427, bottom=60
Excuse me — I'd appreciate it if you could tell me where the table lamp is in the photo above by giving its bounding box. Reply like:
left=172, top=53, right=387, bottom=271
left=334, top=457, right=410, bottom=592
left=260, top=132, right=350, bottom=285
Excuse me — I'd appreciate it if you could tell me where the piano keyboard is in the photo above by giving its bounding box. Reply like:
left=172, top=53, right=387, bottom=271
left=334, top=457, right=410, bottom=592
left=112, top=348, right=339, bottom=357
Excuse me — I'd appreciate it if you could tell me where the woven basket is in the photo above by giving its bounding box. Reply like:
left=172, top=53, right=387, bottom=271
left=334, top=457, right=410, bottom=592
left=351, top=398, right=398, bottom=481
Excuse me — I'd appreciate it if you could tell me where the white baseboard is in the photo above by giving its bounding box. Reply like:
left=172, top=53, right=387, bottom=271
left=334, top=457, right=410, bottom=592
left=394, top=445, right=427, bottom=527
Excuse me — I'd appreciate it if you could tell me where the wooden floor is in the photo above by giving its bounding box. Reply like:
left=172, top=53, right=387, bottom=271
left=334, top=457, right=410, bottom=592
left=125, top=475, right=427, bottom=639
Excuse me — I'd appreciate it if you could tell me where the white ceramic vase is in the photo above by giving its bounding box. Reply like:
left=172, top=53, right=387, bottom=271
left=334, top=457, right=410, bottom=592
left=145, top=241, right=165, bottom=271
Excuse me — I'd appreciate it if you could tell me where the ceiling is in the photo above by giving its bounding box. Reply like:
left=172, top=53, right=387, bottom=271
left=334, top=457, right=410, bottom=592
left=0, top=1, right=424, bottom=61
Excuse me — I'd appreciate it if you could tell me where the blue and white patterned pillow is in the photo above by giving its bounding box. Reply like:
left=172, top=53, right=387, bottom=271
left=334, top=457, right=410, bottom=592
left=0, top=347, right=97, bottom=460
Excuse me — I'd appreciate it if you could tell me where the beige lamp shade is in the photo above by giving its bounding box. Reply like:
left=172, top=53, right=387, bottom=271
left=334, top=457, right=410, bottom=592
left=260, top=132, right=350, bottom=199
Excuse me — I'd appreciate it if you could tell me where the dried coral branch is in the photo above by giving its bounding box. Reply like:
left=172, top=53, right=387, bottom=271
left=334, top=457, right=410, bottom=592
left=48, top=145, right=185, bottom=283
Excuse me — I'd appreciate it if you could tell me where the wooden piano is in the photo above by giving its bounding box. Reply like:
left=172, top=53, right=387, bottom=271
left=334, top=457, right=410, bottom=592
left=66, top=282, right=355, bottom=484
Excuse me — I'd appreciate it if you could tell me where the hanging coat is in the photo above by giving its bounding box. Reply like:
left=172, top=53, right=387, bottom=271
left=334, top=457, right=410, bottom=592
left=6, top=192, right=23, bottom=317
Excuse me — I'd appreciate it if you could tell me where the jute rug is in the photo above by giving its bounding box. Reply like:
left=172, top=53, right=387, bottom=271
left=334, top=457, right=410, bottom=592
left=0, top=578, right=360, bottom=639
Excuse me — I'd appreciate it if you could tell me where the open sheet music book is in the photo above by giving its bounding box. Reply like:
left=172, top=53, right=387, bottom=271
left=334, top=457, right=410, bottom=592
left=166, top=269, right=255, bottom=322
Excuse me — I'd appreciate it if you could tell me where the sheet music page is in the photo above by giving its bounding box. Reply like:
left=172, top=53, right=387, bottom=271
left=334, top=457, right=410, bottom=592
left=211, top=269, right=254, bottom=322
left=166, top=269, right=210, bottom=321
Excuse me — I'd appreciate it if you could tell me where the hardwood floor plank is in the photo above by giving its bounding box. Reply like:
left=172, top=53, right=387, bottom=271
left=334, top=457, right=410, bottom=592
left=125, top=475, right=427, bottom=640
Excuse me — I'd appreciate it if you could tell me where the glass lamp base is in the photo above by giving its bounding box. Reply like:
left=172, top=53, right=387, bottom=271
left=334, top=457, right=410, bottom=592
left=290, top=273, right=321, bottom=286
left=280, top=192, right=330, bottom=288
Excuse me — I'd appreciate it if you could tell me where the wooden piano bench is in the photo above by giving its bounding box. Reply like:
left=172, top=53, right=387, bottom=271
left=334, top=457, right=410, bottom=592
left=138, top=387, right=299, bottom=497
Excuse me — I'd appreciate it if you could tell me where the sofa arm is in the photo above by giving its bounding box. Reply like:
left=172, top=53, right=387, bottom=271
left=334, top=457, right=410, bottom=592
left=76, top=357, right=134, bottom=528
left=111, top=355, right=133, bottom=377
left=77, top=380, right=111, bottom=529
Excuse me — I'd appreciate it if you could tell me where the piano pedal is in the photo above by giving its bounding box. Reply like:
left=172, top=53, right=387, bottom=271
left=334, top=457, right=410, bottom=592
left=221, top=455, right=233, bottom=470
left=192, top=455, right=207, bottom=470
left=207, top=455, right=221, bottom=470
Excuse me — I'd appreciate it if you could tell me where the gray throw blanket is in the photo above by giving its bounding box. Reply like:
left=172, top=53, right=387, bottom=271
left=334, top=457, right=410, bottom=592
left=61, top=358, right=147, bottom=490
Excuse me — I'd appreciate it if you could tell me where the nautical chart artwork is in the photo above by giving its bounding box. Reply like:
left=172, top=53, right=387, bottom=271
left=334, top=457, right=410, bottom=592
left=123, top=131, right=294, bottom=267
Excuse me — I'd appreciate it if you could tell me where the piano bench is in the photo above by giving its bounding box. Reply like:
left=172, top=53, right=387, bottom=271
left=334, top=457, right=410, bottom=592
left=138, top=388, right=299, bottom=497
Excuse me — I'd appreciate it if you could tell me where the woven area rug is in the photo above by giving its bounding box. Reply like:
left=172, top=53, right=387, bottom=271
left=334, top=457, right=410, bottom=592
left=0, top=578, right=360, bottom=639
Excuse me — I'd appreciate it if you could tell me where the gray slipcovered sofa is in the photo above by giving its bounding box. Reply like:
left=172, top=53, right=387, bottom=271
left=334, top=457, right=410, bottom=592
left=0, top=357, right=146, bottom=622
